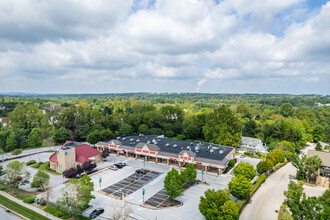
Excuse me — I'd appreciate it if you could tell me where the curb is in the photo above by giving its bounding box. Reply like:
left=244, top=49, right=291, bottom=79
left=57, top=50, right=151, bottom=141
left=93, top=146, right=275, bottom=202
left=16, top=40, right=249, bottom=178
left=0, top=204, right=28, bottom=220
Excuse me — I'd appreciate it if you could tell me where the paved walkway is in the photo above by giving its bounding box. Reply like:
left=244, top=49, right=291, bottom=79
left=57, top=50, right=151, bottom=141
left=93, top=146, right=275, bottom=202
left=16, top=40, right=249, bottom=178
left=0, top=191, right=61, bottom=220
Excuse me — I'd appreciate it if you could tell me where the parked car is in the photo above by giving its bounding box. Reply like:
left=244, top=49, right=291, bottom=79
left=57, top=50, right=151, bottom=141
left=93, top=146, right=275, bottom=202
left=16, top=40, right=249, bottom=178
left=118, top=162, right=126, bottom=167
left=240, top=154, right=246, bottom=158
left=135, top=169, right=148, bottom=174
left=89, top=208, right=104, bottom=219
left=109, top=165, right=118, bottom=171
left=114, top=163, right=123, bottom=169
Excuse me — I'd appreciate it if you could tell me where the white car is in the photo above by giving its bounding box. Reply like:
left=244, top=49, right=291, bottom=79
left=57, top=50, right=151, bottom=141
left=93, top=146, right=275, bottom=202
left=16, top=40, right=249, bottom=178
left=109, top=165, right=118, bottom=171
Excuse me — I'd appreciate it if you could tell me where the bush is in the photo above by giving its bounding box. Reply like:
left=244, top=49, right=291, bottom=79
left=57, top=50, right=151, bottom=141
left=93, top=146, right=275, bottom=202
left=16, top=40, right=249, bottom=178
left=40, top=201, right=46, bottom=206
left=177, top=134, right=186, bottom=140
left=39, top=161, right=50, bottom=171
left=224, top=159, right=237, bottom=173
left=62, top=167, right=78, bottom=178
left=26, top=160, right=36, bottom=166
left=12, top=149, right=22, bottom=155
left=44, top=206, right=63, bottom=217
left=244, top=152, right=252, bottom=156
left=23, top=197, right=35, bottom=204
left=256, top=174, right=267, bottom=185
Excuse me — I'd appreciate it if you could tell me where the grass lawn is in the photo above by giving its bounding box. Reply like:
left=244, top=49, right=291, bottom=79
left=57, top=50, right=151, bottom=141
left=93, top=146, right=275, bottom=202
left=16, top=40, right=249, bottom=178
left=0, top=194, right=49, bottom=220
left=278, top=204, right=293, bottom=220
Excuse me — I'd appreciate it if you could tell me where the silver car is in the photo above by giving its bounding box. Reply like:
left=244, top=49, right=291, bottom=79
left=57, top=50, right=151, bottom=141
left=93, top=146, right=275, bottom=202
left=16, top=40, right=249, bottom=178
left=109, top=165, right=118, bottom=171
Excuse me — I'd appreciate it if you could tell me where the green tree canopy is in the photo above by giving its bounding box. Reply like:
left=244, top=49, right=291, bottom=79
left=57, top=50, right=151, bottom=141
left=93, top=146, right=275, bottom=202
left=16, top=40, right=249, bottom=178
left=51, top=127, right=69, bottom=143
left=228, top=175, right=252, bottom=199
left=199, top=189, right=238, bottom=220
left=4, top=160, right=31, bottom=188
left=203, top=106, right=242, bottom=147
left=180, top=163, right=197, bottom=182
left=31, top=170, right=50, bottom=191
left=27, top=128, right=42, bottom=148
left=233, top=162, right=256, bottom=180
left=280, top=103, right=293, bottom=117
left=312, top=125, right=325, bottom=142
left=119, top=123, right=133, bottom=135
left=164, top=168, right=183, bottom=198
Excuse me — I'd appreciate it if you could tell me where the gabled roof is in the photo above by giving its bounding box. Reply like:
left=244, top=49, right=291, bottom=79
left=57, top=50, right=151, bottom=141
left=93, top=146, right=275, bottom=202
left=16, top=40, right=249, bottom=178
left=135, top=142, right=160, bottom=151
left=306, top=150, right=330, bottom=167
left=240, top=137, right=260, bottom=147
left=179, top=150, right=196, bottom=157
left=49, top=142, right=101, bottom=164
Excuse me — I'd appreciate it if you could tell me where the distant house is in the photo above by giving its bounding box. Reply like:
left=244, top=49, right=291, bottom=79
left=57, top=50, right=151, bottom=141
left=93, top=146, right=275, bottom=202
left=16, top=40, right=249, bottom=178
left=238, top=136, right=267, bottom=153
left=306, top=150, right=330, bottom=188
left=43, top=104, right=61, bottom=114
left=49, top=141, right=102, bottom=173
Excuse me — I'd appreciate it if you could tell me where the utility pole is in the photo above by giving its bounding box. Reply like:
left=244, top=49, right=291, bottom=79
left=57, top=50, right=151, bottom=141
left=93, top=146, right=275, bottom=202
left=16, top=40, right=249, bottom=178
left=122, top=192, right=125, bottom=220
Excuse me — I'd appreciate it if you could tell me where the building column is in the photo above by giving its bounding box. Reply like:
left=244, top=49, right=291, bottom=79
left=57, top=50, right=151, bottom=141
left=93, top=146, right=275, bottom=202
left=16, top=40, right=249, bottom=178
left=167, top=159, right=169, bottom=165
left=218, top=168, right=222, bottom=176
left=135, top=154, right=137, bottom=160
left=116, top=150, right=119, bottom=156
left=155, top=157, right=158, bottom=163
left=126, top=151, right=128, bottom=157
left=179, top=162, right=182, bottom=168
left=204, top=166, right=208, bottom=173
left=145, top=156, right=148, bottom=161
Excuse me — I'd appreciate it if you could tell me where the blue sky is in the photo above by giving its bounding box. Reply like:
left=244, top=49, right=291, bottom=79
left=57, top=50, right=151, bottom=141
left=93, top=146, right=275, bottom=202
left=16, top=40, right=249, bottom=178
left=0, top=0, right=329, bottom=94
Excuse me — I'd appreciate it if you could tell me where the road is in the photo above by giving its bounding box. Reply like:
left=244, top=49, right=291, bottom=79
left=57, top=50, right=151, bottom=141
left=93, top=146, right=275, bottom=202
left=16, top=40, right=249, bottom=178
left=240, top=163, right=326, bottom=220
left=0, top=206, right=23, bottom=220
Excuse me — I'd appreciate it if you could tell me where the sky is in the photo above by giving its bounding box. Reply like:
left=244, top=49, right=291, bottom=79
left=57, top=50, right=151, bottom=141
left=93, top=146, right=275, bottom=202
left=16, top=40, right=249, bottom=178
left=0, top=0, right=329, bottom=94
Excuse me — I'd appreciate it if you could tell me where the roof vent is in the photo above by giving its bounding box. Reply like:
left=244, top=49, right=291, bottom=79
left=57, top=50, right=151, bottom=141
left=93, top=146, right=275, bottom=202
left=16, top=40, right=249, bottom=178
left=166, top=143, right=170, bottom=147
left=130, top=138, right=134, bottom=142
left=190, top=142, right=194, bottom=145
left=136, top=139, right=140, bottom=142
left=117, top=137, right=120, bottom=140
left=173, top=144, right=178, bottom=148
left=210, top=149, right=214, bottom=153
left=122, top=137, right=126, bottom=140
left=219, top=150, right=224, bottom=154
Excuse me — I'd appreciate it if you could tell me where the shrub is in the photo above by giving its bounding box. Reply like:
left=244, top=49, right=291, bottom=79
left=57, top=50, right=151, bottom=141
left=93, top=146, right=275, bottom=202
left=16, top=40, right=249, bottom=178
left=39, top=161, right=50, bottom=171
left=40, top=201, right=46, bottom=206
left=244, top=152, right=252, bottom=156
left=62, top=167, right=78, bottom=178
left=224, top=159, right=237, bottom=173
left=26, top=160, right=36, bottom=166
left=44, top=206, right=63, bottom=217
left=256, top=174, right=267, bottom=184
left=177, top=134, right=186, bottom=140
left=12, top=149, right=22, bottom=155
left=23, top=197, right=35, bottom=204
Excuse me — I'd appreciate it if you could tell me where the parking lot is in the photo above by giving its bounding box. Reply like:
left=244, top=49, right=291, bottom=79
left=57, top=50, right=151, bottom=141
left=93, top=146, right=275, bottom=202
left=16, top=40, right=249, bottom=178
left=102, top=170, right=162, bottom=199
left=144, top=188, right=168, bottom=208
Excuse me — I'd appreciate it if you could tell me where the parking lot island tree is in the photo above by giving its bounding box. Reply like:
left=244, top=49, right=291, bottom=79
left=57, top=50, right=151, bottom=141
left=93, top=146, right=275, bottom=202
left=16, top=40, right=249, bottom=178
left=233, top=162, right=256, bottom=180
left=31, top=170, right=50, bottom=191
left=4, top=160, right=31, bottom=188
left=199, top=188, right=239, bottom=220
left=181, top=163, right=197, bottom=183
left=164, top=168, right=183, bottom=198
left=228, top=175, right=252, bottom=200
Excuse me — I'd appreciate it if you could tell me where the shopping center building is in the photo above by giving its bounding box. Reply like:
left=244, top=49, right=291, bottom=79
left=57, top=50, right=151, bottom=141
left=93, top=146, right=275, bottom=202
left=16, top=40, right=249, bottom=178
left=96, top=134, right=235, bottom=175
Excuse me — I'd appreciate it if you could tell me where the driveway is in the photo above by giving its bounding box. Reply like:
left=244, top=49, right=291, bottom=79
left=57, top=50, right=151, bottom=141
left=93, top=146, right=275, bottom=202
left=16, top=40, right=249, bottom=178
left=236, top=156, right=262, bottom=168
left=240, top=163, right=326, bottom=220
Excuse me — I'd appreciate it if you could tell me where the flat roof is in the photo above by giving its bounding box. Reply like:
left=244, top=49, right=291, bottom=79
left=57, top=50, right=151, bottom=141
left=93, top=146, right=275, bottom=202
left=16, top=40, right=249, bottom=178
left=100, top=134, right=233, bottom=164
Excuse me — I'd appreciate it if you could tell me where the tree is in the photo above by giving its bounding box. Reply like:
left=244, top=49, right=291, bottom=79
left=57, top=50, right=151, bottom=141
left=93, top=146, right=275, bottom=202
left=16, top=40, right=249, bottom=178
left=62, top=167, right=78, bottom=179
left=6, top=129, right=27, bottom=151
left=57, top=174, right=95, bottom=211
left=101, top=149, right=110, bottom=158
left=4, top=160, right=31, bottom=188
left=233, top=162, right=256, bottom=180
left=228, top=175, right=252, bottom=199
left=27, top=128, right=42, bottom=148
left=119, top=123, right=133, bottom=135
left=0, top=165, right=4, bottom=176
left=284, top=181, right=328, bottom=219
left=51, top=127, right=69, bottom=143
left=138, top=124, right=149, bottom=133
left=181, top=163, right=197, bottom=182
left=304, top=155, right=322, bottom=183
left=312, top=125, right=325, bottom=142
left=280, top=103, right=293, bottom=117
left=31, top=170, right=50, bottom=191
left=199, top=189, right=239, bottom=220
left=86, top=131, right=101, bottom=144
left=203, top=106, right=242, bottom=147
left=257, top=159, right=273, bottom=174
left=164, top=168, right=183, bottom=198
left=82, top=161, right=97, bottom=173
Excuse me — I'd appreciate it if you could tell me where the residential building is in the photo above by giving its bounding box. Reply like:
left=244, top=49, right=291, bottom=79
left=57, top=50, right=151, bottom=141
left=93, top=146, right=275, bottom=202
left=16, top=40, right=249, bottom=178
left=96, top=134, right=235, bottom=175
left=49, top=141, right=102, bottom=173
left=238, top=136, right=267, bottom=153
left=306, top=150, right=330, bottom=188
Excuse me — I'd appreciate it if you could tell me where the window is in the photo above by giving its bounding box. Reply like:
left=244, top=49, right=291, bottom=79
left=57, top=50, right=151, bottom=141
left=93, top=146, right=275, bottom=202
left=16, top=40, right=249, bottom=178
left=320, top=166, right=330, bottom=177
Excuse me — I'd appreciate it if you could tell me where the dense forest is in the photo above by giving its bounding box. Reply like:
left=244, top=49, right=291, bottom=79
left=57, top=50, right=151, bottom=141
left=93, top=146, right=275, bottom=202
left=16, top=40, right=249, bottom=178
left=0, top=94, right=329, bottom=155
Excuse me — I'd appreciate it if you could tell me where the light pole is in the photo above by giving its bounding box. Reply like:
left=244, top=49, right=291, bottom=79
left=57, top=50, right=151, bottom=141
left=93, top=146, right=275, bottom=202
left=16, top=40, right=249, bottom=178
left=99, top=177, right=102, bottom=191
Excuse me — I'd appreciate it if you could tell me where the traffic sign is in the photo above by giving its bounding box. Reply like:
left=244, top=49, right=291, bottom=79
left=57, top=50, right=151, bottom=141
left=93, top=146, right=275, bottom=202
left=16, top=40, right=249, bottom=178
left=142, top=189, right=145, bottom=195
left=99, top=177, right=102, bottom=183
left=0, top=152, right=4, bottom=155
left=201, top=170, right=204, bottom=174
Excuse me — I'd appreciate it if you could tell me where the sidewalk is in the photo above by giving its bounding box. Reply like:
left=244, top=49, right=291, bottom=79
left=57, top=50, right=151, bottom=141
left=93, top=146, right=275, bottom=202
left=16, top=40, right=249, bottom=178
left=0, top=191, right=61, bottom=220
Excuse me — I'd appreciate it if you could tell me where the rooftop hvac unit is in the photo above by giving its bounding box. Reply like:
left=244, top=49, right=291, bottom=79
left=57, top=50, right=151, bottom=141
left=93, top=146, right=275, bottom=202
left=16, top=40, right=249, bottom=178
left=154, top=141, right=158, bottom=145
left=117, top=137, right=120, bottom=139
left=166, top=143, right=170, bottom=147
left=173, top=144, right=178, bottom=148
left=212, top=146, right=219, bottom=150
left=195, top=146, right=200, bottom=151
left=122, top=137, right=126, bottom=140
left=147, top=141, right=150, bottom=144
left=136, top=139, right=140, bottom=142
left=130, top=138, right=134, bottom=142
left=190, top=142, right=194, bottom=145
left=219, top=150, right=224, bottom=154
left=210, top=149, right=214, bottom=153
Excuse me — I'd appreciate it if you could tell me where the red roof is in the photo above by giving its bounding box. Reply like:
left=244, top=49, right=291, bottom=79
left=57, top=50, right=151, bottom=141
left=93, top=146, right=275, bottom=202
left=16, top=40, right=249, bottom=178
left=49, top=142, right=101, bottom=164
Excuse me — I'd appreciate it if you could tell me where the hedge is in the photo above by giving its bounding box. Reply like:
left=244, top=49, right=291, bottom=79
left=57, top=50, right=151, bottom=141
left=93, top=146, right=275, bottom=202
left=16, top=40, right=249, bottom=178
left=23, top=197, right=35, bottom=204
left=12, top=149, right=22, bottom=155
left=44, top=206, right=63, bottom=217
left=26, top=160, right=37, bottom=166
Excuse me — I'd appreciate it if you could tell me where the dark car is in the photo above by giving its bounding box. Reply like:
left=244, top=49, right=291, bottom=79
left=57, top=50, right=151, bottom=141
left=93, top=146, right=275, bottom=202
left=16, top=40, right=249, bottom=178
left=89, top=208, right=104, bottom=219
left=135, top=169, right=148, bottom=174
left=118, top=162, right=126, bottom=167
left=114, top=163, right=123, bottom=169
